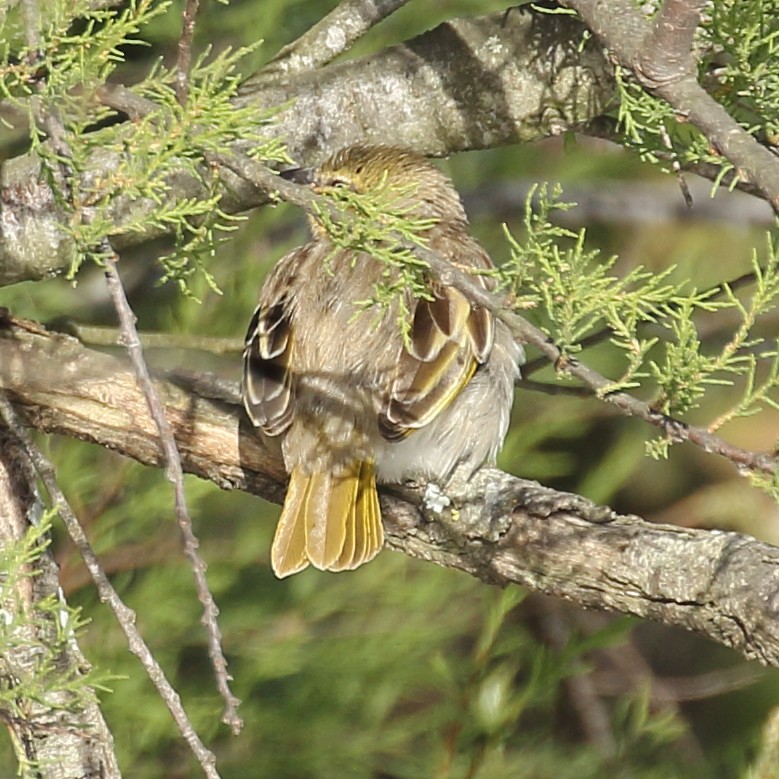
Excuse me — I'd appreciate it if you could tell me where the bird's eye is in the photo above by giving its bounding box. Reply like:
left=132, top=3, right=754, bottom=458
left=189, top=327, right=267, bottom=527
left=317, top=174, right=361, bottom=193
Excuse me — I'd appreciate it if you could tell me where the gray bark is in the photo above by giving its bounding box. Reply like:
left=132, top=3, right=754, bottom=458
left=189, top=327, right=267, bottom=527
left=0, top=8, right=615, bottom=287
left=0, top=425, right=121, bottom=778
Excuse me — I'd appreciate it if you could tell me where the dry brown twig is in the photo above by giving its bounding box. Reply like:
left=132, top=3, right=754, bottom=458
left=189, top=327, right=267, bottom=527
left=175, top=0, right=200, bottom=105
left=103, top=260, right=242, bottom=735
left=170, top=0, right=244, bottom=734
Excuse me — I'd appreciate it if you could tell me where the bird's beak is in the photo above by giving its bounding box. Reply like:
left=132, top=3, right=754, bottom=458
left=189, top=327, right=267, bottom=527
left=279, top=166, right=315, bottom=185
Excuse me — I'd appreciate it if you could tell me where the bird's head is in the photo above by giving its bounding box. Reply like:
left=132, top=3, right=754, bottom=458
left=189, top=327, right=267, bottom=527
left=282, top=144, right=468, bottom=226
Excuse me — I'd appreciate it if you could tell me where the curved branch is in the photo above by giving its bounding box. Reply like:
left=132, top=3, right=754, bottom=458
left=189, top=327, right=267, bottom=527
left=561, top=0, right=779, bottom=213
left=0, top=8, right=614, bottom=287
left=2, top=312, right=778, bottom=666
left=253, top=0, right=413, bottom=79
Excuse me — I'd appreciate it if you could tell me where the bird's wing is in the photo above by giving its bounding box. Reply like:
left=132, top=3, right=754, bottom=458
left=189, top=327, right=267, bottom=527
left=378, top=272, right=495, bottom=441
left=242, top=249, right=303, bottom=436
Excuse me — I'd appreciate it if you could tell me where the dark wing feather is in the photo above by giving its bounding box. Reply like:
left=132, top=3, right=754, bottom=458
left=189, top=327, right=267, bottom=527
left=465, top=303, right=493, bottom=363
left=242, top=294, right=296, bottom=437
left=378, top=279, right=494, bottom=441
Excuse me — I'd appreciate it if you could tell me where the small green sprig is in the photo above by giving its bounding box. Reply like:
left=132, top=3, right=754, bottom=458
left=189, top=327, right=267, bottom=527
left=314, top=179, right=438, bottom=346
left=1, top=0, right=166, bottom=107
left=501, top=183, right=679, bottom=391
left=650, top=236, right=779, bottom=425
left=701, top=0, right=779, bottom=146
left=1, top=0, right=290, bottom=293
left=0, top=513, right=116, bottom=723
left=68, top=43, right=289, bottom=289
left=502, top=183, right=779, bottom=477
left=615, top=0, right=779, bottom=181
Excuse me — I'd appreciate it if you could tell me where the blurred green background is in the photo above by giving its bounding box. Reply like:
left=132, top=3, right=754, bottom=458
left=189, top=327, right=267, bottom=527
left=1, top=1, right=778, bottom=777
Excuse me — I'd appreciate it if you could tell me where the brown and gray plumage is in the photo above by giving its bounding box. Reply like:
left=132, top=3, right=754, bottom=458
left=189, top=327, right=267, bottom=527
left=242, top=145, right=522, bottom=577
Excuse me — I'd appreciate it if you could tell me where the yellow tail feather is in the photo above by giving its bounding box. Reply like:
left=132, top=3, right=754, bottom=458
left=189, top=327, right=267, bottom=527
left=271, top=461, right=384, bottom=578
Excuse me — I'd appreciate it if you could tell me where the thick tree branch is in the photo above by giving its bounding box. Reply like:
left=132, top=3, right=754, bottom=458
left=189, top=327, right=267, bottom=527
left=2, top=313, right=779, bottom=666
left=236, top=8, right=612, bottom=161
left=0, top=311, right=286, bottom=497
left=0, top=8, right=614, bottom=287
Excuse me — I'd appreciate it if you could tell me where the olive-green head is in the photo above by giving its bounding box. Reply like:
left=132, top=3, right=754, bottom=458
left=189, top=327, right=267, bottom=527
left=284, top=144, right=467, bottom=224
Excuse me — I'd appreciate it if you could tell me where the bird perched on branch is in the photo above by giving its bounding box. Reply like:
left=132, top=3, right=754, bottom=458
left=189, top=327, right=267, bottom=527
left=242, top=144, right=522, bottom=578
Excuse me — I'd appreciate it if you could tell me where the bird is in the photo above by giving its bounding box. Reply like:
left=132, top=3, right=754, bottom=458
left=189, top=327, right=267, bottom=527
left=242, top=144, right=522, bottom=578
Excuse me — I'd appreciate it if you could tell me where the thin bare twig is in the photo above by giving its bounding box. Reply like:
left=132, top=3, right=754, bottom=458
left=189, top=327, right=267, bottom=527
left=659, top=122, right=694, bottom=207
left=50, top=319, right=243, bottom=354
left=103, top=258, right=243, bottom=734
left=248, top=0, right=412, bottom=83
left=0, top=395, right=222, bottom=779
left=594, top=663, right=763, bottom=702
left=516, top=378, right=596, bottom=398
left=175, top=0, right=200, bottom=106
left=210, top=149, right=779, bottom=477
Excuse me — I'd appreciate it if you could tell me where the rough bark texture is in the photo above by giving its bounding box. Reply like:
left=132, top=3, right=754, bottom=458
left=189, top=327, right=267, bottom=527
left=385, top=470, right=779, bottom=665
left=2, top=312, right=778, bottom=667
left=238, top=9, right=614, bottom=160
left=0, top=312, right=285, bottom=501
left=0, top=8, right=615, bottom=287
left=0, top=426, right=121, bottom=778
